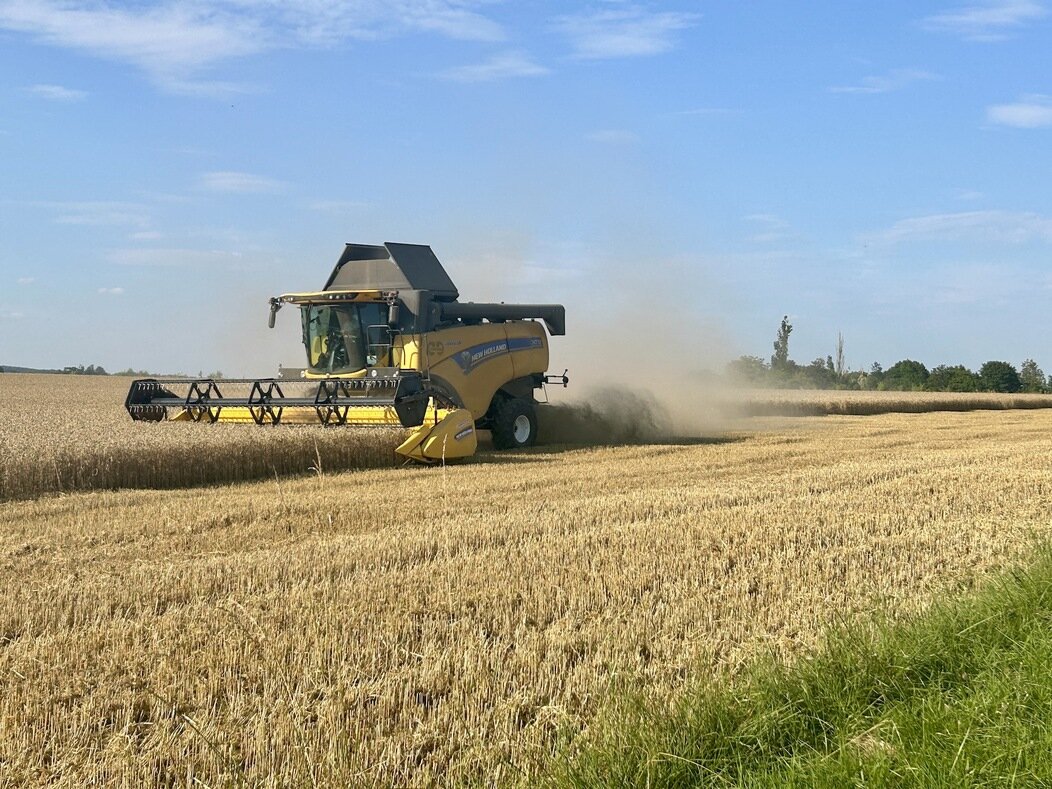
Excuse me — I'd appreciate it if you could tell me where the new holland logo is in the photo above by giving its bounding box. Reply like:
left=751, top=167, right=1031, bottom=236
left=452, top=337, right=544, bottom=374
left=454, top=341, right=508, bottom=373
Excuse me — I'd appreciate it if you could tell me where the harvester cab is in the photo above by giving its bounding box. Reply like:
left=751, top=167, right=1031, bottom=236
left=126, top=243, right=568, bottom=463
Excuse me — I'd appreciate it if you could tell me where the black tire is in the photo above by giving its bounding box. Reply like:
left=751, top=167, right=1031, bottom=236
left=490, top=397, right=538, bottom=450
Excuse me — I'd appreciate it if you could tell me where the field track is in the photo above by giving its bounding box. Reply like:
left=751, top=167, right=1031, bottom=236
left=2, top=384, right=1051, bottom=785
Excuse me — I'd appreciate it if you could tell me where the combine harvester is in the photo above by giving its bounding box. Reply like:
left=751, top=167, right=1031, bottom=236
left=125, top=242, right=568, bottom=462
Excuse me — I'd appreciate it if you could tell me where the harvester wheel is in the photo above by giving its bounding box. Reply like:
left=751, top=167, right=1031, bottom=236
left=491, top=397, right=537, bottom=450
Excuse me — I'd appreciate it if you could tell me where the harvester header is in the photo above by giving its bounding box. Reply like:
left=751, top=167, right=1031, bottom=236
left=127, top=242, right=568, bottom=462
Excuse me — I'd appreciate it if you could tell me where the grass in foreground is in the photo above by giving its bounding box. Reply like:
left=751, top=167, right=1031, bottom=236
left=560, top=549, right=1052, bottom=787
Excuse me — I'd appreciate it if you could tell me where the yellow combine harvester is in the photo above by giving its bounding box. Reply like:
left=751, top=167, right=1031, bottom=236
left=125, top=242, right=567, bottom=462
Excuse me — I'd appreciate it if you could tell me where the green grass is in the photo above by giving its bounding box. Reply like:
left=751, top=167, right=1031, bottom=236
left=555, top=551, right=1052, bottom=787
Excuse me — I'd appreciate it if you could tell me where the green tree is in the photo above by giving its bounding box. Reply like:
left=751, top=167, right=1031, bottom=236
left=862, top=362, right=884, bottom=390
left=926, top=365, right=978, bottom=392
left=979, top=360, right=1021, bottom=393
left=726, top=355, right=769, bottom=385
left=771, top=315, right=792, bottom=370
left=1019, top=359, right=1047, bottom=393
left=883, top=359, right=929, bottom=390
left=801, top=358, right=836, bottom=389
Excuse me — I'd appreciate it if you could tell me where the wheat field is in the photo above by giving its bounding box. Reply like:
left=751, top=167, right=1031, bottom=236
left=732, top=388, right=1052, bottom=417
left=4, top=374, right=1050, bottom=502
left=2, top=374, right=1051, bottom=785
left=0, top=375, right=405, bottom=502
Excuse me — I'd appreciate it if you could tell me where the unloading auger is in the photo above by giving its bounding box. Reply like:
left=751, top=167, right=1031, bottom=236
left=125, top=242, right=568, bottom=462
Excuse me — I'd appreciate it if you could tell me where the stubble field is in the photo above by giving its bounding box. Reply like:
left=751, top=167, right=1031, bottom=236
left=2, top=374, right=1052, bottom=785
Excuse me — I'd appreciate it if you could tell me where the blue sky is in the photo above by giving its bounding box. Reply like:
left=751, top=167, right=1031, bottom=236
left=0, top=0, right=1050, bottom=378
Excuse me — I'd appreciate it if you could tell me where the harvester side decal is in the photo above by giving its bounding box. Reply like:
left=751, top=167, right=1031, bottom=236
left=452, top=337, right=543, bottom=374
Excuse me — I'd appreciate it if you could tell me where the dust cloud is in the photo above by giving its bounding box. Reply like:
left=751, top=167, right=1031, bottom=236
left=537, top=387, right=672, bottom=445
left=533, top=254, right=745, bottom=443
left=536, top=380, right=741, bottom=446
left=445, top=233, right=750, bottom=445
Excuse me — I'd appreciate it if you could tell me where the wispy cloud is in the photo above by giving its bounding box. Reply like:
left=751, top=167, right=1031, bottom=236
left=97, top=286, right=125, bottom=295
left=108, top=247, right=245, bottom=267
left=870, top=210, right=1052, bottom=245
left=743, top=213, right=796, bottom=244
left=555, top=5, right=698, bottom=59
left=199, top=171, right=284, bottom=193
left=921, top=0, right=1047, bottom=41
left=829, top=69, right=938, bottom=95
left=0, top=1, right=265, bottom=89
left=986, top=94, right=1052, bottom=127
left=17, top=276, right=34, bottom=285
left=438, top=51, right=549, bottom=82
left=248, top=0, right=505, bottom=45
left=0, top=1, right=504, bottom=91
left=669, top=107, right=738, bottom=117
left=926, top=264, right=1019, bottom=305
left=585, top=129, right=639, bottom=144
left=307, top=199, right=369, bottom=213
left=383, top=2, right=503, bottom=42
left=0, top=307, right=25, bottom=320
left=31, top=200, right=152, bottom=227
left=23, top=83, right=87, bottom=101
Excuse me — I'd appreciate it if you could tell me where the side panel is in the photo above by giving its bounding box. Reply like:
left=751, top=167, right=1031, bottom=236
left=427, top=324, right=513, bottom=418
left=406, top=322, right=549, bottom=419
left=393, top=334, right=422, bottom=371
left=505, top=321, right=549, bottom=382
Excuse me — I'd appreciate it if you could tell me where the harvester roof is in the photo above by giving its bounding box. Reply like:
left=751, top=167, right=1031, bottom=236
left=324, top=242, right=460, bottom=301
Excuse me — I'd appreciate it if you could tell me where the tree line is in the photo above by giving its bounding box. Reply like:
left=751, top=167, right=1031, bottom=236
left=727, top=316, right=1049, bottom=393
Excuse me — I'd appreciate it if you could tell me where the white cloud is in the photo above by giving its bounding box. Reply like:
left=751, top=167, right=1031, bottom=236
left=585, top=129, right=639, bottom=144
left=200, top=171, right=284, bottom=193
left=34, top=200, right=151, bottom=227
left=308, top=199, right=369, bottom=213
left=379, top=2, right=503, bottom=42
left=670, top=107, right=738, bottom=117
left=438, top=51, right=549, bottom=83
left=23, top=82, right=87, bottom=101
left=829, top=69, right=938, bottom=95
left=890, top=262, right=1034, bottom=309
left=953, top=188, right=984, bottom=201
left=233, top=0, right=505, bottom=45
left=743, top=213, right=796, bottom=244
left=871, top=210, right=1052, bottom=245
left=986, top=95, right=1052, bottom=127
left=0, top=1, right=504, bottom=90
left=0, top=307, right=25, bottom=319
left=108, top=247, right=245, bottom=266
left=555, top=5, right=698, bottom=59
left=17, top=276, right=34, bottom=284
left=0, top=1, right=265, bottom=86
left=922, top=0, right=1047, bottom=40
left=97, top=286, right=125, bottom=295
